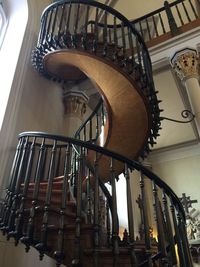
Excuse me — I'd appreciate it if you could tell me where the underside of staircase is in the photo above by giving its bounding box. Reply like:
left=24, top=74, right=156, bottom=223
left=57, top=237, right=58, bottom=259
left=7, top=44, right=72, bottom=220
left=0, top=1, right=194, bottom=267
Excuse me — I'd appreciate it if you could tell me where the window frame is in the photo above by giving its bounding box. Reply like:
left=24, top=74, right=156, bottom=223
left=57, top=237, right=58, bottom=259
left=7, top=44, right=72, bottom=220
left=0, top=2, right=8, bottom=48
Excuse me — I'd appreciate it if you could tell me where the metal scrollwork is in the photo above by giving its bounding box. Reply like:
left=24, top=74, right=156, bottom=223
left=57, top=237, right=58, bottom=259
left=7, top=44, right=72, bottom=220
left=160, top=109, right=195, bottom=124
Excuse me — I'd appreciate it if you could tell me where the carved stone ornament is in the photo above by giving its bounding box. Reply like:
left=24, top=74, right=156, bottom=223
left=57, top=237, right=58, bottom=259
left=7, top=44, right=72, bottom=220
left=63, top=90, right=88, bottom=118
left=170, top=48, right=199, bottom=81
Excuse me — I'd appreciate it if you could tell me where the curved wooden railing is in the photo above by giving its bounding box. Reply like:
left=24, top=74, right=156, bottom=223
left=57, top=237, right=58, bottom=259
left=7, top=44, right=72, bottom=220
left=0, top=132, right=193, bottom=267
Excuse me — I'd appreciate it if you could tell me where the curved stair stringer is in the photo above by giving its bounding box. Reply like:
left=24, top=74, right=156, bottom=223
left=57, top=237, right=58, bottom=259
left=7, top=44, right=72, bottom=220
left=44, top=49, right=150, bottom=181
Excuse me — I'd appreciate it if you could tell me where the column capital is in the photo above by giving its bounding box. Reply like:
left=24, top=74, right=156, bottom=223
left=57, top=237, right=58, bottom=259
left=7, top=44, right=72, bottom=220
left=63, top=90, right=88, bottom=118
left=170, top=48, right=199, bottom=81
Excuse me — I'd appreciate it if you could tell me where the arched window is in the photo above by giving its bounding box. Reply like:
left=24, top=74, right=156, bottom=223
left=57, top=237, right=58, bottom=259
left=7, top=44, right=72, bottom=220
left=0, top=1, right=7, bottom=48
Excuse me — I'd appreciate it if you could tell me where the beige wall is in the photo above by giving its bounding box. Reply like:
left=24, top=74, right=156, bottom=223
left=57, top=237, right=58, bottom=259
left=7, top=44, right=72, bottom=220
left=152, top=154, right=200, bottom=211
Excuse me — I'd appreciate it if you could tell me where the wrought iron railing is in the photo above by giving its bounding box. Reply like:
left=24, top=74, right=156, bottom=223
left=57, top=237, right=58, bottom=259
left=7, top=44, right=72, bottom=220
left=74, top=98, right=106, bottom=143
left=131, top=0, right=200, bottom=44
left=0, top=132, right=192, bottom=267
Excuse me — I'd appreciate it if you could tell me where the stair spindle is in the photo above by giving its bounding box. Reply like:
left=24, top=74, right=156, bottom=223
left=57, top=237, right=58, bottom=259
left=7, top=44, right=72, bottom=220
left=152, top=182, right=167, bottom=259
left=46, top=9, right=53, bottom=43
left=82, top=5, right=90, bottom=49
left=54, top=143, right=72, bottom=266
left=93, top=8, right=99, bottom=53
left=124, top=165, right=138, bottom=267
left=21, top=138, right=46, bottom=251
left=175, top=4, right=184, bottom=26
left=121, top=21, right=126, bottom=62
left=189, top=0, right=198, bottom=18
left=7, top=137, right=29, bottom=235
left=103, top=11, right=108, bottom=56
left=113, top=16, right=118, bottom=61
left=110, top=158, right=120, bottom=267
left=139, top=173, right=151, bottom=251
left=57, top=4, right=66, bottom=42
left=145, top=18, right=151, bottom=41
left=50, top=6, right=58, bottom=44
left=93, top=152, right=100, bottom=267
left=72, top=148, right=84, bottom=267
left=86, top=169, right=92, bottom=224
left=177, top=210, right=193, bottom=267
left=14, top=137, right=36, bottom=242
left=158, top=13, right=166, bottom=34
left=0, top=139, right=23, bottom=229
left=152, top=15, right=159, bottom=37
left=182, top=1, right=192, bottom=22
left=162, top=191, right=177, bottom=265
left=35, top=140, right=57, bottom=258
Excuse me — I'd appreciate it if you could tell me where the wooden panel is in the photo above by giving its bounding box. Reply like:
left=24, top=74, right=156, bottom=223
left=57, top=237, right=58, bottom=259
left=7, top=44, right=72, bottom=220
left=44, top=50, right=150, bottom=181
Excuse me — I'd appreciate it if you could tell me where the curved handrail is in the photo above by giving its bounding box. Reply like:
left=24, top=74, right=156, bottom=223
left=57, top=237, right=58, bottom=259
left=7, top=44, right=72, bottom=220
left=18, top=131, right=184, bottom=217
left=74, top=97, right=103, bottom=141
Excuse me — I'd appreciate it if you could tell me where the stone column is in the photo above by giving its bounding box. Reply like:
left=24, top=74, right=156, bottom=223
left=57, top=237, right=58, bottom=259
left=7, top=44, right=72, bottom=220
left=170, top=47, right=200, bottom=132
left=62, top=90, right=88, bottom=137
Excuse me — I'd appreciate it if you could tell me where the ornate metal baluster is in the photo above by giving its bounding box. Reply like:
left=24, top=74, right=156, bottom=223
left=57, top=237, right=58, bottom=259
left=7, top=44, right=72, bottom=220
left=14, top=137, right=36, bottom=243
left=72, top=148, right=84, bottom=267
left=128, top=28, right=134, bottom=74
left=139, top=173, right=152, bottom=264
left=110, top=158, right=119, bottom=267
left=175, top=4, right=184, bottom=26
left=72, top=3, right=80, bottom=47
left=152, top=182, right=167, bottom=262
left=106, top=200, right=111, bottom=247
left=7, top=137, right=29, bottom=235
left=0, top=139, right=23, bottom=229
left=121, top=21, right=126, bottom=62
left=101, top=103, right=105, bottom=126
left=164, top=1, right=179, bottom=36
left=82, top=5, right=90, bottom=49
left=182, top=1, right=192, bottom=22
left=54, top=143, right=72, bottom=267
left=56, top=147, right=62, bottom=177
left=96, top=113, right=99, bottom=139
left=86, top=169, right=92, bottom=224
left=89, top=119, right=93, bottom=141
left=63, top=2, right=72, bottom=47
left=152, top=15, right=159, bottom=37
left=145, top=18, right=151, bottom=41
left=21, top=138, right=46, bottom=251
left=124, top=165, right=138, bottom=267
left=162, top=191, right=177, bottom=265
left=189, top=0, right=198, bottom=18
left=139, top=22, right=144, bottom=38
left=158, top=13, right=166, bottom=34
left=93, top=8, right=99, bottom=53
left=102, top=11, right=108, bottom=56
left=46, top=9, right=53, bottom=42
left=39, top=13, right=48, bottom=45
left=177, top=210, right=193, bottom=267
left=35, top=140, right=57, bottom=258
left=169, top=198, right=186, bottom=267
left=93, top=152, right=100, bottom=267
left=50, top=6, right=58, bottom=44
left=57, top=4, right=66, bottom=41
left=113, top=16, right=118, bottom=61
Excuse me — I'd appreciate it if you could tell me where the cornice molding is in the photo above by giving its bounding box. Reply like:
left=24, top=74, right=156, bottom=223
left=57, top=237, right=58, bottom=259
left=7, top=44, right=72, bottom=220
left=150, top=26, right=200, bottom=72
left=149, top=140, right=200, bottom=163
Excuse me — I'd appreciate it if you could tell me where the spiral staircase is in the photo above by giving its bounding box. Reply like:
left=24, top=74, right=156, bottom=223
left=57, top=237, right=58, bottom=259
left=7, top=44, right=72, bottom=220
left=0, top=1, right=193, bottom=267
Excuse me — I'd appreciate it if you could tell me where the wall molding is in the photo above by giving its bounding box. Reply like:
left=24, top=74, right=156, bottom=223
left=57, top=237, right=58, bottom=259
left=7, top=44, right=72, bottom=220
left=149, top=140, right=200, bottom=163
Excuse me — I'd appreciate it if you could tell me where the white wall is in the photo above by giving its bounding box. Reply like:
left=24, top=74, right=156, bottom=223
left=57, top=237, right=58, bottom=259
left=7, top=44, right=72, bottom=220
left=151, top=151, right=200, bottom=211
